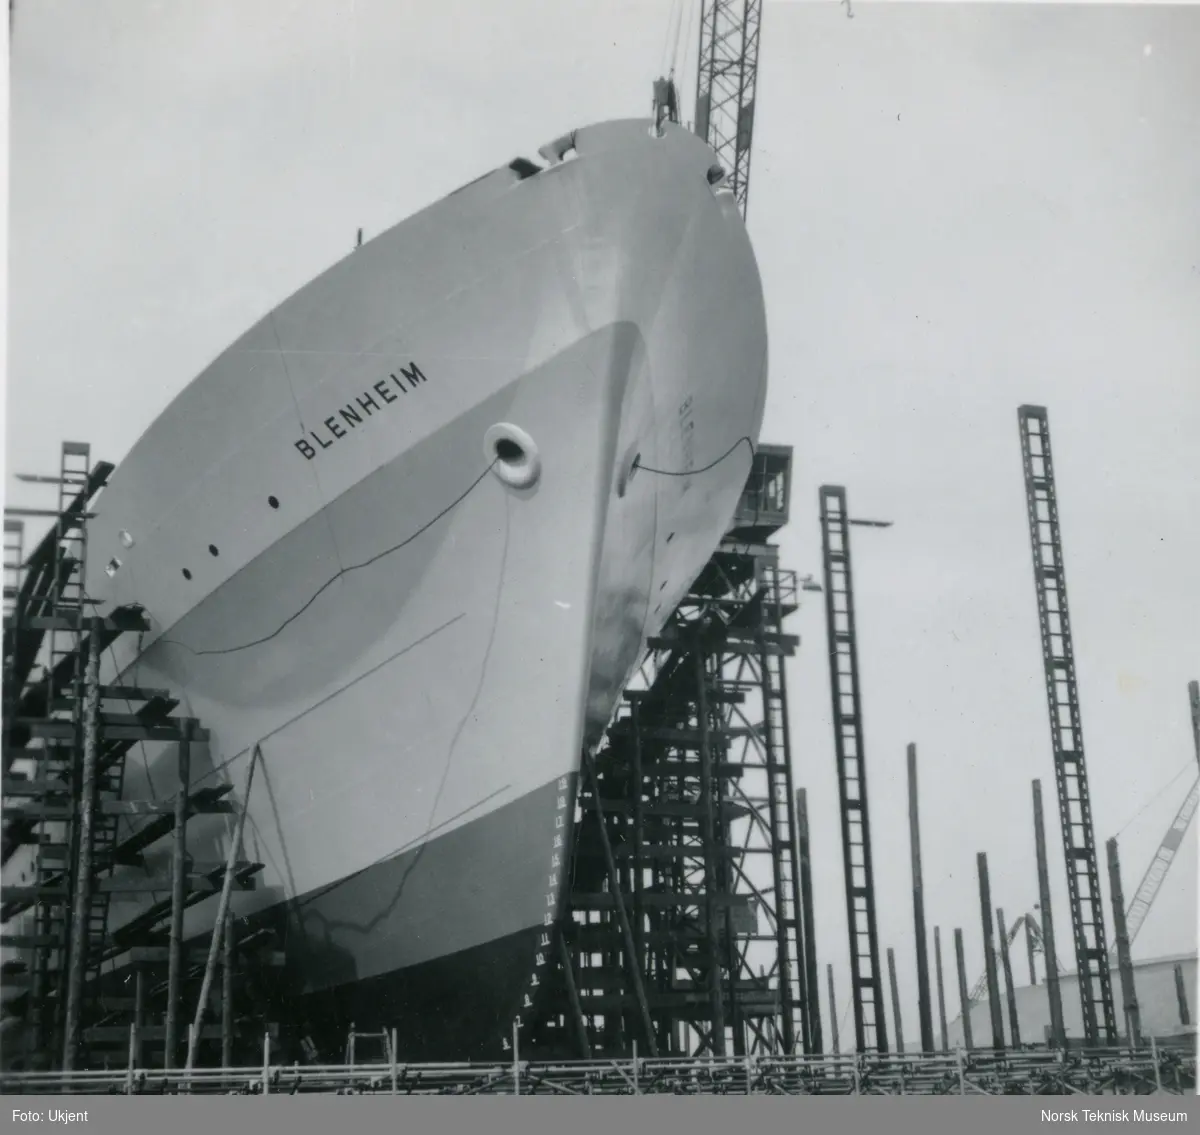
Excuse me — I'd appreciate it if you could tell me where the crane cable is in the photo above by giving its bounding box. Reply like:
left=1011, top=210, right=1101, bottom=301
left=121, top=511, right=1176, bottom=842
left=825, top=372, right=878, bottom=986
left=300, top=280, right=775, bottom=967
left=660, top=0, right=684, bottom=77
left=1112, top=758, right=1195, bottom=840
left=676, top=0, right=698, bottom=100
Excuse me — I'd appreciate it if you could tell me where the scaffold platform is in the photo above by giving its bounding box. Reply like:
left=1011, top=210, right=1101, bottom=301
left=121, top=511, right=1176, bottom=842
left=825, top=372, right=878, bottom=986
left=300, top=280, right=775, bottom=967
left=0, top=1043, right=1193, bottom=1096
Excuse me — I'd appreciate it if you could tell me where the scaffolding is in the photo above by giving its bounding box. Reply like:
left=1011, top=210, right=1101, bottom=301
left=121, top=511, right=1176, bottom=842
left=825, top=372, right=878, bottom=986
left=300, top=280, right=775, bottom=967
left=528, top=445, right=815, bottom=1060
left=1017, top=406, right=1116, bottom=1044
left=0, top=1042, right=1193, bottom=1097
left=1, top=442, right=275, bottom=1074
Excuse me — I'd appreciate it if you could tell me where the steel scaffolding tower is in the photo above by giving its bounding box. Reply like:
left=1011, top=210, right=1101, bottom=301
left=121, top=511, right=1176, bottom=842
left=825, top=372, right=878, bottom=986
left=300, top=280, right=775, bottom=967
left=818, top=486, right=887, bottom=1054
left=1017, top=405, right=1116, bottom=1044
left=531, top=446, right=813, bottom=1059
left=1, top=442, right=273, bottom=1074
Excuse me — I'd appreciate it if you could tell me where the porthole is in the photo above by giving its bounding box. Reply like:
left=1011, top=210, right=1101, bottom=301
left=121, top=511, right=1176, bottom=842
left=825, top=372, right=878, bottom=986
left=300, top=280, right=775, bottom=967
left=484, top=423, right=541, bottom=490
left=268, top=496, right=280, bottom=509
left=182, top=569, right=192, bottom=580
left=209, top=544, right=219, bottom=557
left=494, top=438, right=524, bottom=463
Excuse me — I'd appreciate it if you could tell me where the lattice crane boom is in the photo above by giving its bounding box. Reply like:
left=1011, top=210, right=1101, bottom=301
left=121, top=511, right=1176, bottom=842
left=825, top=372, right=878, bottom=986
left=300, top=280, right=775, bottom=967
left=1116, top=689, right=1200, bottom=954
left=968, top=912, right=1064, bottom=1004
left=694, top=0, right=763, bottom=219
left=1117, top=776, right=1200, bottom=952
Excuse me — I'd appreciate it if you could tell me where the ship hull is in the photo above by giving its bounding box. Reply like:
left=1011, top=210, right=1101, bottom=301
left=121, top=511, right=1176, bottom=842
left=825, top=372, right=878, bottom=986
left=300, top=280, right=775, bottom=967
left=2, top=118, right=768, bottom=1063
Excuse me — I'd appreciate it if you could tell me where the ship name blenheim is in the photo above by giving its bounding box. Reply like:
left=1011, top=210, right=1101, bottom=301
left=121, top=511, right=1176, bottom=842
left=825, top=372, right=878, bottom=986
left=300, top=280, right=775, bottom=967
left=294, top=361, right=429, bottom=460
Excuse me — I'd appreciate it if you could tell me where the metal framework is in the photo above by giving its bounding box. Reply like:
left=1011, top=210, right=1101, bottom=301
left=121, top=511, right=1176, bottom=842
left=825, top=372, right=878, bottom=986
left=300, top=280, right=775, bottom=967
left=1017, top=405, right=1116, bottom=1044
left=694, top=0, right=763, bottom=218
left=2, top=1043, right=1193, bottom=1097
left=530, top=446, right=814, bottom=1060
left=1, top=442, right=274, bottom=1074
left=818, top=486, right=887, bottom=1054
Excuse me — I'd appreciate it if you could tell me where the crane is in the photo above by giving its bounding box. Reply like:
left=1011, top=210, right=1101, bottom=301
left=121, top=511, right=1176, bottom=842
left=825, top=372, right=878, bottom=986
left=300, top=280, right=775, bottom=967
left=694, top=0, right=763, bottom=219
left=653, top=0, right=763, bottom=223
left=1112, top=681, right=1200, bottom=956
left=968, top=911, right=1065, bottom=1005
left=969, top=769, right=1197, bottom=1001
left=980, top=683, right=1200, bottom=995
left=1117, top=778, right=1200, bottom=953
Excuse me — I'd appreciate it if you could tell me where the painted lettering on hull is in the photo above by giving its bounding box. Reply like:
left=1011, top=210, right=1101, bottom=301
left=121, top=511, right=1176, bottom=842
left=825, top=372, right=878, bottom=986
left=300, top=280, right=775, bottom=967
left=294, top=362, right=431, bottom=461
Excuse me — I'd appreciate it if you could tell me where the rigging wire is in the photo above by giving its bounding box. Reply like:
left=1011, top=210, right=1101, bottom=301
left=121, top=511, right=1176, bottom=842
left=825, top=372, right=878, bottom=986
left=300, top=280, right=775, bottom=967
left=660, top=0, right=683, bottom=76
left=1112, top=758, right=1196, bottom=839
left=633, top=435, right=755, bottom=477
left=668, top=0, right=686, bottom=82
left=157, top=463, right=499, bottom=659
left=679, top=0, right=699, bottom=107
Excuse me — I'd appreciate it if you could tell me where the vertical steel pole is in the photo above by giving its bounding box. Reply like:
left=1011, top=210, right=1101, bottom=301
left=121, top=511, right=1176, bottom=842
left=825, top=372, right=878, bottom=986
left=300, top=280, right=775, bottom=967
left=631, top=700, right=646, bottom=1003
left=1033, top=780, right=1067, bottom=1047
left=1106, top=838, right=1141, bottom=1047
left=977, top=854, right=1004, bottom=1050
left=954, top=929, right=974, bottom=1051
left=907, top=744, right=934, bottom=1053
left=887, top=947, right=905, bottom=1054
left=1174, top=964, right=1190, bottom=1026
left=996, top=907, right=1021, bottom=1047
left=826, top=964, right=840, bottom=1056
left=125, top=1025, right=136, bottom=1091
left=164, top=719, right=193, bottom=1069
left=1189, top=681, right=1199, bottom=767
left=61, top=619, right=101, bottom=1071
left=512, top=1020, right=519, bottom=1095
left=694, top=645, right=727, bottom=1056
left=132, top=965, right=145, bottom=1072
left=933, top=927, right=949, bottom=1053
left=796, top=788, right=823, bottom=1053
left=221, top=907, right=234, bottom=1070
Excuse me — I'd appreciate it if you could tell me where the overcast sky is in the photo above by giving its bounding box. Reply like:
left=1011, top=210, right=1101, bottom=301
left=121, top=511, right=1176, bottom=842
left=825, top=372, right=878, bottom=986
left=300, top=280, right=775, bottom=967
left=5, top=0, right=1198, bottom=1046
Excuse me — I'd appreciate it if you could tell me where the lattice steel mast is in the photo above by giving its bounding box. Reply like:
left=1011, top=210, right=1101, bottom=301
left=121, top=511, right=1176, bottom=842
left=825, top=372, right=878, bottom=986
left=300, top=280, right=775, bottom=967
left=1017, top=405, right=1116, bottom=1044
left=818, top=486, right=887, bottom=1053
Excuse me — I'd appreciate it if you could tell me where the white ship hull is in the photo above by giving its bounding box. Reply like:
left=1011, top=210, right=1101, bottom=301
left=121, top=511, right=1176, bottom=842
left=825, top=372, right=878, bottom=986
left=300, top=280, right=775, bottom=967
left=2, top=118, right=768, bottom=1060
